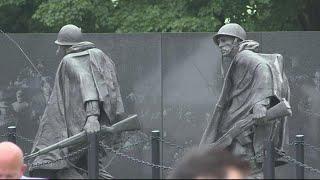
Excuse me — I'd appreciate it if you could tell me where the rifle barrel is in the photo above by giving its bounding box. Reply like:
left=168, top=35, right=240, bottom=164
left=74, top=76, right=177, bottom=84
left=24, top=114, right=139, bottom=160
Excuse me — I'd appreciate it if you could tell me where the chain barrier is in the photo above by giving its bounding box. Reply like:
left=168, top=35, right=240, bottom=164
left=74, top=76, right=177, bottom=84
left=12, top=129, right=320, bottom=177
left=152, top=135, right=267, bottom=165
left=304, top=143, right=320, bottom=152
left=246, top=152, right=264, bottom=162
left=13, top=130, right=320, bottom=178
left=28, top=146, right=88, bottom=168
left=155, top=137, right=185, bottom=150
left=286, top=141, right=320, bottom=153
left=143, top=131, right=187, bottom=150
left=121, top=139, right=150, bottom=150
left=275, top=148, right=320, bottom=175
left=143, top=132, right=187, bottom=150
left=99, top=142, right=173, bottom=171
left=99, top=138, right=151, bottom=172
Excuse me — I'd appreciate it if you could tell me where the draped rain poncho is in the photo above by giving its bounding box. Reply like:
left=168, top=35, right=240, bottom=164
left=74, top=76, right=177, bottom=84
left=30, top=42, right=124, bottom=170
left=200, top=40, right=289, bottom=163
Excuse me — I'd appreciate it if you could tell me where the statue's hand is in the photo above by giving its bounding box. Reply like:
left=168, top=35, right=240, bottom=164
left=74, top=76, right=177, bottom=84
left=253, top=104, right=267, bottom=120
left=84, top=115, right=100, bottom=134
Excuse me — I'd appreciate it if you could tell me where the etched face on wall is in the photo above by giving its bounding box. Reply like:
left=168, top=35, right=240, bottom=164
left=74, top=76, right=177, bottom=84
left=41, top=79, right=52, bottom=96
left=0, top=91, right=4, bottom=101
left=313, top=71, right=320, bottom=89
left=16, top=90, right=24, bottom=103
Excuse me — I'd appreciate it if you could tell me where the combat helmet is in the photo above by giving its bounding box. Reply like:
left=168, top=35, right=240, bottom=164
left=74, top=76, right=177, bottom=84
left=213, top=23, right=246, bottom=45
left=55, top=24, right=83, bottom=46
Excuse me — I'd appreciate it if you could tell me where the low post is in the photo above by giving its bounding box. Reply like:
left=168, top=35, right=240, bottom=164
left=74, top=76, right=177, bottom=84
left=295, top=135, right=304, bottom=179
left=87, top=133, right=98, bottom=179
left=152, top=130, right=160, bottom=179
left=263, top=140, right=275, bottom=179
left=7, top=126, right=16, bottom=143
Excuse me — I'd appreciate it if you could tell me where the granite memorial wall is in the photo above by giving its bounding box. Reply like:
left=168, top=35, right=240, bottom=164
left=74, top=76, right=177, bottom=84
left=0, top=32, right=319, bottom=178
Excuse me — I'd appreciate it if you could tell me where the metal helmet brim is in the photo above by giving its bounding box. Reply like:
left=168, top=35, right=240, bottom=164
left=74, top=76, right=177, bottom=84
left=212, top=23, right=246, bottom=45
left=54, top=24, right=83, bottom=46
left=54, top=40, right=78, bottom=46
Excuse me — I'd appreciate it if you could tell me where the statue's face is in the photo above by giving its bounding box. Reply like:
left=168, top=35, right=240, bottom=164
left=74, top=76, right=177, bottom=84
left=36, top=62, right=44, bottom=70
left=56, top=45, right=66, bottom=60
left=217, top=36, right=236, bottom=57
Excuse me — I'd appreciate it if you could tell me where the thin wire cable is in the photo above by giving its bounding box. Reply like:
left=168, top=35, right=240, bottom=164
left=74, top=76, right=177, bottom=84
left=0, top=28, right=42, bottom=76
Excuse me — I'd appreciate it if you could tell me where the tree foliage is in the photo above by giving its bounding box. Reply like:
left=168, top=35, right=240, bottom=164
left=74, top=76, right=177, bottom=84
left=0, top=0, right=319, bottom=33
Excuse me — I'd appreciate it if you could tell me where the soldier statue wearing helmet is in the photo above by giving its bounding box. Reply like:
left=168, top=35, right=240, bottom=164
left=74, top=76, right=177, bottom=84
left=29, top=24, right=125, bottom=179
left=55, top=24, right=83, bottom=46
left=200, top=23, right=291, bottom=178
left=55, top=24, right=83, bottom=59
left=213, top=23, right=246, bottom=57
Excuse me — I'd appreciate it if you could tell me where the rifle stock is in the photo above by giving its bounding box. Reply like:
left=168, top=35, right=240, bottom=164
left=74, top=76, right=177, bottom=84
left=111, top=114, right=141, bottom=133
left=25, top=114, right=139, bottom=160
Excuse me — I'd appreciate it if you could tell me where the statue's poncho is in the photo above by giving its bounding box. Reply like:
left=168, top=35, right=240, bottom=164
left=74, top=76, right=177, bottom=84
left=30, top=42, right=124, bottom=170
left=200, top=40, right=289, bottom=164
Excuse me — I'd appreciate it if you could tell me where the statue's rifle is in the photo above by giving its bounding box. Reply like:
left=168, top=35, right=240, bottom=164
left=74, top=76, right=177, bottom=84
left=210, top=99, right=292, bottom=150
left=24, top=114, right=140, bottom=160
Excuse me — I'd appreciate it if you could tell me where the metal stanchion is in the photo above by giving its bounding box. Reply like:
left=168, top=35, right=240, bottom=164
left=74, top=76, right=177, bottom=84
left=295, top=134, right=304, bottom=179
left=88, top=133, right=98, bottom=179
left=7, top=126, right=16, bottom=143
left=152, top=130, right=160, bottom=179
left=263, top=140, right=275, bottom=179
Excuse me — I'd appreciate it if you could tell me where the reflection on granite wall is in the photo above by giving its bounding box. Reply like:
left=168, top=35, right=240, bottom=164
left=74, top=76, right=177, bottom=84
left=0, top=32, right=319, bottom=178
left=261, top=32, right=320, bottom=179
left=161, top=33, right=220, bottom=175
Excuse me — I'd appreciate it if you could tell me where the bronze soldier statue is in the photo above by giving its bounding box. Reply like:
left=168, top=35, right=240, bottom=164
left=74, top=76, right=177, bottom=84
left=29, top=24, right=125, bottom=179
left=200, top=23, right=291, bottom=178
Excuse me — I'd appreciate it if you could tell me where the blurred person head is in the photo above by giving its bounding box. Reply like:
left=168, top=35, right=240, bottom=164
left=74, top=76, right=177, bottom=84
left=0, top=141, right=26, bottom=179
left=168, top=146, right=250, bottom=179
